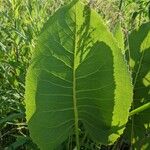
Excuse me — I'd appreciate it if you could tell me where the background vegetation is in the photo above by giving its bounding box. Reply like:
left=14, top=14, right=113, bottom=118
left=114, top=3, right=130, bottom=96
left=0, top=0, right=150, bottom=149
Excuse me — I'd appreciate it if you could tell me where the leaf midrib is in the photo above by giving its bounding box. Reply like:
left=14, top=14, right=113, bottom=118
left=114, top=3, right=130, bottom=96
left=72, top=4, right=80, bottom=150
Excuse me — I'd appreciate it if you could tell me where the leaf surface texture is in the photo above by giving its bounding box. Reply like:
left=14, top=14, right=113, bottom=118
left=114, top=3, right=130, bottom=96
left=25, top=1, right=133, bottom=149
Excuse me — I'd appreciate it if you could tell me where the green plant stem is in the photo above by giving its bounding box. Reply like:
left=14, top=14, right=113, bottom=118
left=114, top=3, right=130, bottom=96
left=117, top=0, right=123, bottom=20
left=119, top=0, right=123, bottom=10
left=129, top=102, right=150, bottom=116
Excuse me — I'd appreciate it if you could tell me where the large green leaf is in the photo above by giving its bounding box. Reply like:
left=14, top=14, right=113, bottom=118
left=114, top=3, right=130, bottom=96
left=125, top=22, right=150, bottom=150
left=25, top=1, right=133, bottom=149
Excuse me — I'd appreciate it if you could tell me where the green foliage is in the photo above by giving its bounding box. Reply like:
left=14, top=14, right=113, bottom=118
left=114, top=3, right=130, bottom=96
left=124, top=22, right=150, bottom=150
left=0, top=0, right=63, bottom=149
left=25, top=1, right=133, bottom=149
left=0, top=0, right=150, bottom=149
left=123, top=0, right=150, bottom=30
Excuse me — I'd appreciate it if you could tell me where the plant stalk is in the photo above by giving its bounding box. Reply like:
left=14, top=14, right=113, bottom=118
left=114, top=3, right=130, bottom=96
left=129, top=102, right=150, bottom=116
left=119, top=0, right=123, bottom=10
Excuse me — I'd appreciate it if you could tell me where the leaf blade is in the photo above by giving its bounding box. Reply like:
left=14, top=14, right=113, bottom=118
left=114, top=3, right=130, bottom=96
left=25, top=1, right=133, bottom=149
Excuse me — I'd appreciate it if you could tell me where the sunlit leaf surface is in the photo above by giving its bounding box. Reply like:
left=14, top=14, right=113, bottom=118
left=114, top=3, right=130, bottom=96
left=25, top=1, right=133, bottom=149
